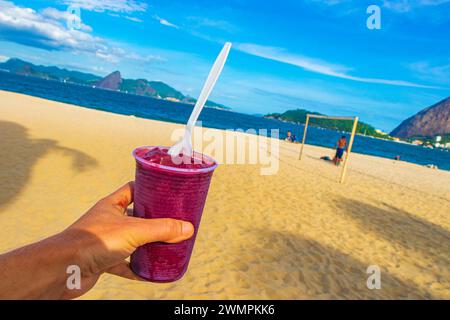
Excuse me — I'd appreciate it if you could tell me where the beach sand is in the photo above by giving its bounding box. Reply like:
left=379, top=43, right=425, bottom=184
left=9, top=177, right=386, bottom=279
left=0, top=90, right=449, bottom=299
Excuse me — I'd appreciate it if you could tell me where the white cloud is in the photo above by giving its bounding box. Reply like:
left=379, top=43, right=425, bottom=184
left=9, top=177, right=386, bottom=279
left=125, top=16, right=142, bottom=23
left=125, top=52, right=166, bottom=63
left=309, top=0, right=450, bottom=14
left=409, top=61, right=450, bottom=83
left=0, top=1, right=104, bottom=53
left=61, top=0, right=147, bottom=13
left=383, top=0, right=450, bottom=12
left=235, top=43, right=442, bottom=89
left=310, top=0, right=450, bottom=11
left=237, top=43, right=351, bottom=75
left=0, top=1, right=163, bottom=65
left=187, top=17, right=238, bottom=33
left=308, top=0, right=350, bottom=5
left=154, top=15, right=179, bottom=29
left=61, top=0, right=147, bottom=23
left=41, top=7, right=92, bottom=31
left=206, top=69, right=418, bottom=130
left=95, top=51, right=118, bottom=63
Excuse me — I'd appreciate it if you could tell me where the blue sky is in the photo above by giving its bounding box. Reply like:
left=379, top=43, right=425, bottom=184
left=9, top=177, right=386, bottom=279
left=0, top=0, right=449, bottom=131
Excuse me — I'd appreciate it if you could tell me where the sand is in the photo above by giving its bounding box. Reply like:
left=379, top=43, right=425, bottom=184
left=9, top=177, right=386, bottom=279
left=0, top=90, right=449, bottom=299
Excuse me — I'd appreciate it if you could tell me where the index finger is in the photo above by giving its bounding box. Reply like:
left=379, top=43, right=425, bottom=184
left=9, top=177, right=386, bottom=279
left=105, top=181, right=134, bottom=209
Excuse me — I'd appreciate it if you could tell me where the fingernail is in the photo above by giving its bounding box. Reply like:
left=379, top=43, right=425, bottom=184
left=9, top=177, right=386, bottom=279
left=182, top=221, right=194, bottom=236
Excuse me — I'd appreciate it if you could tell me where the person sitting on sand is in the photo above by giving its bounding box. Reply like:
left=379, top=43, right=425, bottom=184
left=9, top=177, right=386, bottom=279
left=285, top=131, right=296, bottom=143
left=0, top=182, right=194, bottom=299
left=333, top=136, right=347, bottom=166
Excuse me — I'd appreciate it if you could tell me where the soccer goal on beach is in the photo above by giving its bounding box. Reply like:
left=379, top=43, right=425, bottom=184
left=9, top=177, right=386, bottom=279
left=298, top=114, right=359, bottom=184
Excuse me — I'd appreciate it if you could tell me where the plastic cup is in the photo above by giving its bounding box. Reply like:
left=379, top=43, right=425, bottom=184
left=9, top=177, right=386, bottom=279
left=130, top=146, right=218, bottom=282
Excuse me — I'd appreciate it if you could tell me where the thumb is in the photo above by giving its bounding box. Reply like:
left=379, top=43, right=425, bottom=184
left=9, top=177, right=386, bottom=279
left=127, top=218, right=195, bottom=247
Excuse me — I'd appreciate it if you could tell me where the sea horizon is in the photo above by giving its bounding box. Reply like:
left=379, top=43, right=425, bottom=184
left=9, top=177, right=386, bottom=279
left=1, top=71, right=449, bottom=171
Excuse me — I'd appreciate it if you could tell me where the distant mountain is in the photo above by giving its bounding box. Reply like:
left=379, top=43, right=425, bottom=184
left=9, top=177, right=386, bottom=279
left=120, top=78, right=157, bottom=97
left=0, top=58, right=231, bottom=110
left=205, top=100, right=231, bottom=110
left=143, top=80, right=184, bottom=100
left=94, top=71, right=230, bottom=109
left=0, top=58, right=101, bottom=83
left=390, top=97, right=450, bottom=139
left=265, top=109, right=389, bottom=138
left=95, top=71, right=122, bottom=91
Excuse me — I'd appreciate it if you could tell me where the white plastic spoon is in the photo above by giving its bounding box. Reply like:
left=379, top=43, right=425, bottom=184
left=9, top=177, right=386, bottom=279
left=168, top=42, right=232, bottom=158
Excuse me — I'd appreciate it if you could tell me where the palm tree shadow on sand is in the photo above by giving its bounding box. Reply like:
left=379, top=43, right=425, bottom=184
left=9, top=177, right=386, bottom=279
left=0, top=120, right=98, bottom=210
left=334, top=199, right=450, bottom=281
left=245, top=229, right=435, bottom=299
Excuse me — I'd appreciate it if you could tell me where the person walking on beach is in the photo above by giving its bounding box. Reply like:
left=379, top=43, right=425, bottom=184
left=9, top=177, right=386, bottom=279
left=334, top=136, right=347, bottom=165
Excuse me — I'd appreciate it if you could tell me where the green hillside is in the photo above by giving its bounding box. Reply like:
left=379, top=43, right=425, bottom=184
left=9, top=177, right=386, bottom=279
left=0, top=58, right=232, bottom=110
left=265, top=109, right=391, bottom=139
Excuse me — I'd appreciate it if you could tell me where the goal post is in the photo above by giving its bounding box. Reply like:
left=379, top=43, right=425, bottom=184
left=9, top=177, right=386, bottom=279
left=298, top=114, right=359, bottom=184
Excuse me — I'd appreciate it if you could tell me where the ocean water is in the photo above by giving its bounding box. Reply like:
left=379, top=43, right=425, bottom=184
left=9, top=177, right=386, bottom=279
left=1, top=71, right=449, bottom=171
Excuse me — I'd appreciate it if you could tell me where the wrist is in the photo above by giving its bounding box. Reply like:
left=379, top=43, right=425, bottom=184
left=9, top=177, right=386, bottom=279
left=38, top=232, right=86, bottom=298
left=58, top=228, right=100, bottom=277
left=0, top=231, right=85, bottom=299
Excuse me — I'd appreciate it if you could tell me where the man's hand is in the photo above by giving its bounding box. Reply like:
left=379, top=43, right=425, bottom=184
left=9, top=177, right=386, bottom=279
left=0, top=182, right=194, bottom=300
left=62, top=181, right=195, bottom=298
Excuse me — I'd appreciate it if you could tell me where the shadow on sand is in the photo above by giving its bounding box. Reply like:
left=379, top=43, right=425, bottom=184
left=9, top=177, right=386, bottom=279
left=334, top=199, right=450, bottom=270
left=246, top=230, right=435, bottom=299
left=0, top=120, right=98, bottom=209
